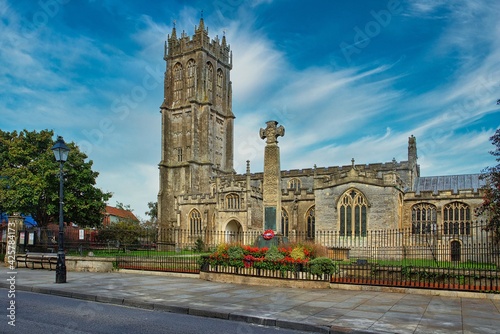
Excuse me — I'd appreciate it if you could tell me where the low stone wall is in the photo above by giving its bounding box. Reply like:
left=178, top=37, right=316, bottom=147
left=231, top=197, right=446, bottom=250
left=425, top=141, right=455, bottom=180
left=12, top=255, right=115, bottom=272
left=200, top=271, right=330, bottom=289
left=63, top=256, right=115, bottom=272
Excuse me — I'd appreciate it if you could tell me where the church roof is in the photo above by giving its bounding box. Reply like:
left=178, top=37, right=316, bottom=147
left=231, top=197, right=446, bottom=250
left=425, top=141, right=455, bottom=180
left=413, top=174, right=486, bottom=194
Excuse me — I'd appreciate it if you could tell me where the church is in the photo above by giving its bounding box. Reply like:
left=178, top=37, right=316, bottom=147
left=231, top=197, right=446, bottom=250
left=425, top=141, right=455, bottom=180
left=157, top=19, right=486, bottom=249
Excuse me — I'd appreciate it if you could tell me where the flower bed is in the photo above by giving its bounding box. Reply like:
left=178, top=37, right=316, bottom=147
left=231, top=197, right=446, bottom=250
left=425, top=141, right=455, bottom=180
left=200, top=241, right=338, bottom=280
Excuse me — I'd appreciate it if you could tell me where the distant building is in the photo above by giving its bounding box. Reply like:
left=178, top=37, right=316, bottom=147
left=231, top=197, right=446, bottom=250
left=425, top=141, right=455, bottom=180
left=157, top=20, right=487, bottom=256
left=103, top=206, right=139, bottom=226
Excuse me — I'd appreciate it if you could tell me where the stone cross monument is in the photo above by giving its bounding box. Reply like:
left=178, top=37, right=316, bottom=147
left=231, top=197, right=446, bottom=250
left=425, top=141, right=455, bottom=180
left=260, top=120, right=285, bottom=233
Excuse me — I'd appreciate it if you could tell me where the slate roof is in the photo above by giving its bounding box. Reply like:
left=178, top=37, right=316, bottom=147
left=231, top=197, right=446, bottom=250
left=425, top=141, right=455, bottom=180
left=413, top=174, right=486, bottom=194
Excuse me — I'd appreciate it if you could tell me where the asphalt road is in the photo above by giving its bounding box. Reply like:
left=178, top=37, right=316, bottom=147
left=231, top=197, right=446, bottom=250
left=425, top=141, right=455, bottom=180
left=0, top=289, right=316, bottom=334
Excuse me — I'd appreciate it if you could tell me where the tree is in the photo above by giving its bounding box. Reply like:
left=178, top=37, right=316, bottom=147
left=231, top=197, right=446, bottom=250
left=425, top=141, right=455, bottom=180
left=143, top=201, right=158, bottom=228
left=97, top=220, right=142, bottom=251
left=115, top=201, right=133, bottom=212
left=0, top=129, right=112, bottom=228
left=476, top=128, right=500, bottom=241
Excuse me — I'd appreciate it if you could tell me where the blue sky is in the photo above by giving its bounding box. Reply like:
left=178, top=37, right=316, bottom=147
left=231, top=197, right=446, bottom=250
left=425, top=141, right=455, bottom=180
left=1, top=0, right=499, bottom=220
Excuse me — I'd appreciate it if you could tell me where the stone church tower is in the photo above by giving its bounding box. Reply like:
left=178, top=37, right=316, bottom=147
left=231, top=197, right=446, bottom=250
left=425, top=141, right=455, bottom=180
left=158, top=18, right=234, bottom=230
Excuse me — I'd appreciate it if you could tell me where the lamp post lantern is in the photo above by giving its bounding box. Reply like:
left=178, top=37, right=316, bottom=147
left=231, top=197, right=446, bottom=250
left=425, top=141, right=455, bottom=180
left=51, top=136, right=70, bottom=283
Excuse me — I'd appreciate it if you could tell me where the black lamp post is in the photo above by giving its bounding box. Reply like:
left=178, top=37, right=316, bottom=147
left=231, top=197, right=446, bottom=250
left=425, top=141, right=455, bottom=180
left=51, top=136, right=70, bottom=283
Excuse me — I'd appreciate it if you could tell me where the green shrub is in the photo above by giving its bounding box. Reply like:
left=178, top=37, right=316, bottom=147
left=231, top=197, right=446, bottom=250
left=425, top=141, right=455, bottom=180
left=290, top=246, right=306, bottom=260
left=265, top=246, right=284, bottom=261
left=308, top=257, right=337, bottom=277
left=401, top=265, right=413, bottom=279
left=193, top=238, right=205, bottom=253
left=228, top=245, right=244, bottom=259
left=228, top=245, right=244, bottom=267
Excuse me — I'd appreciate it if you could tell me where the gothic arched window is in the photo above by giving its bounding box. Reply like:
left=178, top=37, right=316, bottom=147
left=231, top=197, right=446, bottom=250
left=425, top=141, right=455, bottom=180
left=225, top=193, right=240, bottom=210
left=443, top=202, right=471, bottom=235
left=189, top=209, right=202, bottom=234
left=205, top=62, right=213, bottom=101
left=186, top=59, right=196, bottom=98
left=306, top=206, right=315, bottom=240
left=216, top=68, right=223, bottom=106
left=281, top=209, right=289, bottom=237
left=173, top=62, right=183, bottom=103
left=339, top=189, right=367, bottom=237
left=288, top=178, right=301, bottom=192
left=411, top=203, right=437, bottom=234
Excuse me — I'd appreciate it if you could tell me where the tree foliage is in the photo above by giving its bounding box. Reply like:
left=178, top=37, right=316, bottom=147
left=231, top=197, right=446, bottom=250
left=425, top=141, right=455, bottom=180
left=143, top=201, right=158, bottom=228
left=97, top=221, right=142, bottom=251
left=476, top=128, right=500, bottom=240
left=0, top=129, right=112, bottom=228
left=115, top=201, right=133, bottom=212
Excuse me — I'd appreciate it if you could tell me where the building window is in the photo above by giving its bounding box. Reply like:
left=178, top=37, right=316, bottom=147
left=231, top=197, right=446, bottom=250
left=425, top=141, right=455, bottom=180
left=225, top=193, right=240, bottom=210
left=216, top=69, right=223, bottom=106
left=288, top=178, right=301, bottom=192
left=281, top=209, right=289, bottom=237
left=411, top=203, right=437, bottom=234
left=205, top=62, right=213, bottom=100
left=443, top=202, right=471, bottom=235
left=189, top=209, right=202, bottom=234
left=177, top=147, right=183, bottom=162
left=186, top=59, right=196, bottom=98
left=173, top=62, right=183, bottom=103
left=306, top=206, right=315, bottom=239
left=339, top=189, right=367, bottom=237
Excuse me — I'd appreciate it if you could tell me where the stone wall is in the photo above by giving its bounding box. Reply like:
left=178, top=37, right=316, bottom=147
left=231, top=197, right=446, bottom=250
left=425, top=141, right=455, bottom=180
left=65, top=256, right=115, bottom=272
left=315, top=183, right=401, bottom=231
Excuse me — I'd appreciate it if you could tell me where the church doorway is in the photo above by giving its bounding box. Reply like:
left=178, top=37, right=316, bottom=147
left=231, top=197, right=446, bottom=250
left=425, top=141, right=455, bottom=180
left=225, top=220, right=243, bottom=243
left=450, top=240, right=461, bottom=262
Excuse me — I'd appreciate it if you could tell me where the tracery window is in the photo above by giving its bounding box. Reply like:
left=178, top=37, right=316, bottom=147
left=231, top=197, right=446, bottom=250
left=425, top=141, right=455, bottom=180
left=216, top=69, right=223, bottom=106
left=173, top=62, right=183, bottom=103
left=339, top=189, right=367, bottom=237
left=281, top=209, right=289, bottom=237
left=189, top=209, right=202, bottom=234
left=288, top=178, right=301, bottom=192
left=443, top=202, right=471, bottom=235
left=205, top=62, right=213, bottom=100
left=186, top=59, right=196, bottom=98
left=306, top=206, right=315, bottom=239
left=411, top=203, right=437, bottom=234
left=225, top=193, right=240, bottom=210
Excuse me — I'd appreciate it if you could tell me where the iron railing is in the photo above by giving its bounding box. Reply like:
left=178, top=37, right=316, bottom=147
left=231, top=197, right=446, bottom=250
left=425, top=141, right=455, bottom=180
left=3, top=221, right=499, bottom=291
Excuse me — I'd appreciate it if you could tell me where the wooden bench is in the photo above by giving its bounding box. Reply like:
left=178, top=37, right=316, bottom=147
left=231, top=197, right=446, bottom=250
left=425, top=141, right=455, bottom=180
left=16, top=253, right=58, bottom=270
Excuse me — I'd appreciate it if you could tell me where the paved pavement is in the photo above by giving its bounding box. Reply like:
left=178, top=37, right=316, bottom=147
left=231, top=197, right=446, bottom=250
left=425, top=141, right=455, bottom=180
left=2, top=266, right=500, bottom=334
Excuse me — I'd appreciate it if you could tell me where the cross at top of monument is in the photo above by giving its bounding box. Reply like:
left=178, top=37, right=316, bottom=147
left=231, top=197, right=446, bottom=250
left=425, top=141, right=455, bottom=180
left=259, top=120, right=285, bottom=145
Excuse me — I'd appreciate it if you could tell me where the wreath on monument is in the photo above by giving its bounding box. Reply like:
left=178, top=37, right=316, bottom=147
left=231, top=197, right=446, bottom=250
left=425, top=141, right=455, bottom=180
left=262, top=229, right=275, bottom=240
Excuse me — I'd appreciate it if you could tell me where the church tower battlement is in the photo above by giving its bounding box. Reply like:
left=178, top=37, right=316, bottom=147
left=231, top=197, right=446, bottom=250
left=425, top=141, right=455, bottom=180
left=165, top=19, right=232, bottom=68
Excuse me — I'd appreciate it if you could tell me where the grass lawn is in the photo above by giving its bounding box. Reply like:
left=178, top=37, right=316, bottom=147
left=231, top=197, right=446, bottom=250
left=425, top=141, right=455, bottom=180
left=340, top=257, right=497, bottom=270
left=67, top=249, right=211, bottom=257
